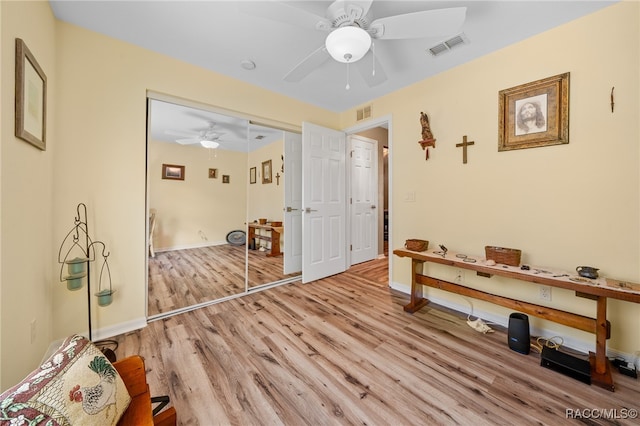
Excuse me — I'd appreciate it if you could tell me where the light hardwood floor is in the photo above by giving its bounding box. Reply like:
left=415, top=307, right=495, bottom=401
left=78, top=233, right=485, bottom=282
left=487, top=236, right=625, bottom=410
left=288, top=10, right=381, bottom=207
left=148, top=245, right=299, bottom=316
left=122, top=257, right=639, bottom=425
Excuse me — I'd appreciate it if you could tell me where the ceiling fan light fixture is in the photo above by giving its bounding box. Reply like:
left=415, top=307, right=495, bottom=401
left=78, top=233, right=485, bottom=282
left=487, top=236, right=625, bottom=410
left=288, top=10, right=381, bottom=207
left=200, top=140, right=220, bottom=149
left=325, top=26, right=371, bottom=63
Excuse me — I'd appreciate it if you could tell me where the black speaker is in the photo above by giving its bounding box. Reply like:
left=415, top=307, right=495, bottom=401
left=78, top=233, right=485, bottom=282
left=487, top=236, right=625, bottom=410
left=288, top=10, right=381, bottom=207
left=508, top=313, right=530, bottom=354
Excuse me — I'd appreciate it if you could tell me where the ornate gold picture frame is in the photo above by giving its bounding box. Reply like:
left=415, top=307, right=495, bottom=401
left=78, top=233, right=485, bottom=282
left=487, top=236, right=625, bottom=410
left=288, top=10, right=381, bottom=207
left=498, top=73, right=569, bottom=152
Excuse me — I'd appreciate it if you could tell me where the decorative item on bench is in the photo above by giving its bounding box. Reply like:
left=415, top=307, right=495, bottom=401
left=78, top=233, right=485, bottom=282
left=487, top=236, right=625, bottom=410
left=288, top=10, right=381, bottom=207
left=576, top=266, right=599, bottom=279
left=485, top=246, right=522, bottom=266
left=405, top=239, right=429, bottom=251
left=418, top=111, right=436, bottom=160
left=269, top=221, right=282, bottom=227
left=57, top=203, right=116, bottom=341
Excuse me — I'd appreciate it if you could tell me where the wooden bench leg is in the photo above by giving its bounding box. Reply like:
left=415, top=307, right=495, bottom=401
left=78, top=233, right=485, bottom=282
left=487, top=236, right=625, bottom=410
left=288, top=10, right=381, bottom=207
left=404, top=259, right=429, bottom=313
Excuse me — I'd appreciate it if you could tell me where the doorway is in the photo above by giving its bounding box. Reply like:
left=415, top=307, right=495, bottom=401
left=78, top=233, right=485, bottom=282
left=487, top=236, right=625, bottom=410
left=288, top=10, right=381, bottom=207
left=346, top=116, right=391, bottom=285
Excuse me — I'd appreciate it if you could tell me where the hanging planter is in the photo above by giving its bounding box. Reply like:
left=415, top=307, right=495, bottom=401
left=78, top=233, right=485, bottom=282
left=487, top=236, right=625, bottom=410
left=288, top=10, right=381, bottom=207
left=66, top=256, right=88, bottom=274
left=95, top=289, right=116, bottom=307
left=57, top=203, right=116, bottom=341
left=91, top=241, right=114, bottom=307
left=64, top=272, right=86, bottom=291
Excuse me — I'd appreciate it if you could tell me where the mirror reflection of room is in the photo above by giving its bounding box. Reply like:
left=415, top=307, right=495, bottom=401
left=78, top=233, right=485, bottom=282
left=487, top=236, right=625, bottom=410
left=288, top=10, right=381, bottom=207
left=146, top=99, right=301, bottom=318
left=147, top=99, right=249, bottom=317
left=246, top=127, right=300, bottom=288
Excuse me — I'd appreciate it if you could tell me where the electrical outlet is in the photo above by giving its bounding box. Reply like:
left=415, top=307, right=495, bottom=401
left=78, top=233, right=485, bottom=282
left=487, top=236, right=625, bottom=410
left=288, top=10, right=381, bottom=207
left=539, top=285, right=552, bottom=302
left=30, top=319, right=37, bottom=343
left=454, top=269, right=465, bottom=284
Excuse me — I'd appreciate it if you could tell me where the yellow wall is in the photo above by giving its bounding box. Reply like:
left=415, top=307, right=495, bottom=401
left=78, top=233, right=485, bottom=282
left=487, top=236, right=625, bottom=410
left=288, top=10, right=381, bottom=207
left=50, top=20, right=337, bottom=345
left=247, top=140, right=285, bottom=223
left=1, top=1, right=57, bottom=389
left=341, top=1, right=640, bottom=354
left=148, top=140, right=247, bottom=250
left=0, top=1, right=337, bottom=389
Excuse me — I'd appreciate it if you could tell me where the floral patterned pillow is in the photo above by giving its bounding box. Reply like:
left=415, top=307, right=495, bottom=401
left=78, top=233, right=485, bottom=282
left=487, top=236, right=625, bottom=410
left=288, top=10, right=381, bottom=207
left=0, top=334, right=131, bottom=425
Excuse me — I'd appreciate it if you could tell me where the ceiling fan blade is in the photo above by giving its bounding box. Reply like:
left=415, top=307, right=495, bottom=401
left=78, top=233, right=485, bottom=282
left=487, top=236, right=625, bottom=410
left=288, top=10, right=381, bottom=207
left=371, top=7, right=467, bottom=40
left=176, top=138, right=200, bottom=145
left=239, top=1, right=331, bottom=32
left=355, top=52, right=387, bottom=87
left=165, top=129, right=197, bottom=138
left=283, top=45, right=331, bottom=83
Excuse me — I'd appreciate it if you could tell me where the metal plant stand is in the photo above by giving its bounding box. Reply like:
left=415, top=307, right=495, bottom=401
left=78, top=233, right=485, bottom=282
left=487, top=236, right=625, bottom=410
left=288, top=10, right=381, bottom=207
left=57, top=203, right=114, bottom=341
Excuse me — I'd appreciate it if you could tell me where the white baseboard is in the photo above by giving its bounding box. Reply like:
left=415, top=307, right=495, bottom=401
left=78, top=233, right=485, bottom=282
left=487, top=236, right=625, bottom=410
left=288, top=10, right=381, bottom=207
left=92, top=317, right=147, bottom=341
left=155, top=240, right=226, bottom=253
left=390, top=281, right=636, bottom=362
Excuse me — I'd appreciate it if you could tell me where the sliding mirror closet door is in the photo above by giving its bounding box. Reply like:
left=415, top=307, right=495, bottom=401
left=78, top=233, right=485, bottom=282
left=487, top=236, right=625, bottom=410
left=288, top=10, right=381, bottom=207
left=147, top=99, right=249, bottom=317
left=246, top=124, right=302, bottom=288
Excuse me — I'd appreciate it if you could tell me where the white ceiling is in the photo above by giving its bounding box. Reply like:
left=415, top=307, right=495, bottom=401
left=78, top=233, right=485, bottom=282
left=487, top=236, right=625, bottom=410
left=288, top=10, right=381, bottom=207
left=49, top=1, right=616, bottom=113
left=149, top=99, right=285, bottom=151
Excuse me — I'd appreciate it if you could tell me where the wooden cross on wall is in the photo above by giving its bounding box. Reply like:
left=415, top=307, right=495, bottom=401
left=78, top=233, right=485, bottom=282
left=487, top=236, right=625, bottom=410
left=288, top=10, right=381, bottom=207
left=456, top=135, right=475, bottom=164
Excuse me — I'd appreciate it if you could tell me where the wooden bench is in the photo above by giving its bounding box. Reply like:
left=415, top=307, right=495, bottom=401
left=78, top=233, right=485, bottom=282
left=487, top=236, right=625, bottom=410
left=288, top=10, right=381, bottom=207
left=248, top=223, right=283, bottom=257
left=113, top=355, right=177, bottom=425
left=394, top=247, right=640, bottom=392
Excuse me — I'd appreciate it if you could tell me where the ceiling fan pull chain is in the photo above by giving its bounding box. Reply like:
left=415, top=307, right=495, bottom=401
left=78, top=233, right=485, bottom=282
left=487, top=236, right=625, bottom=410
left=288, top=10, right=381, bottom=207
left=346, top=62, right=350, bottom=90
left=372, top=42, right=376, bottom=76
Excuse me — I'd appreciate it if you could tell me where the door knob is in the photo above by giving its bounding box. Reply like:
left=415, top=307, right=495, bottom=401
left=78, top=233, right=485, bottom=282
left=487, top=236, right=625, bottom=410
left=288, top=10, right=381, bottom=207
left=304, top=207, right=318, bottom=213
left=285, top=207, right=299, bottom=212
left=371, top=205, right=377, bottom=209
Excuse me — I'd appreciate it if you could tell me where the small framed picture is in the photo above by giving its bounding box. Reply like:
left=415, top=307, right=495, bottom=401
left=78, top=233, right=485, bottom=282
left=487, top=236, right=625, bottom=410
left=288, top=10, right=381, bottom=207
left=498, top=73, right=569, bottom=151
left=15, top=38, right=47, bottom=151
left=249, top=167, right=257, bottom=184
left=162, top=164, right=185, bottom=180
left=262, top=159, right=272, bottom=184
left=222, top=175, right=230, bottom=184
left=208, top=168, right=218, bottom=179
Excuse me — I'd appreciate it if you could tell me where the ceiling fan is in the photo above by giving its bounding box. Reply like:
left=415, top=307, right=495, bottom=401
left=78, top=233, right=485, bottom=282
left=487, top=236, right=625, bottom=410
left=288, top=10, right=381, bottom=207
left=165, top=122, right=225, bottom=148
left=243, top=1, right=466, bottom=87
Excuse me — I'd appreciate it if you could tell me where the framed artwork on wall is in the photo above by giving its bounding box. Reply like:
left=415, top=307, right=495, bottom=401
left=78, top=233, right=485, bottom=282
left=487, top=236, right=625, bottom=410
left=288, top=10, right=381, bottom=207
left=222, top=175, right=230, bottom=184
left=262, top=160, right=272, bottom=184
left=249, top=167, right=257, bottom=184
left=498, top=72, right=569, bottom=152
left=162, top=164, right=185, bottom=180
left=208, top=168, right=218, bottom=179
left=15, top=38, right=47, bottom=151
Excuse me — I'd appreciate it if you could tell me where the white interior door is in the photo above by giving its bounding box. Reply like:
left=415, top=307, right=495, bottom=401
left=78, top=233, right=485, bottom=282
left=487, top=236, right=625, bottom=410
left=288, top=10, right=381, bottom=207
left=283, top=131, right=302, bottom=274
left=350, top=135, right=378, bottom=265
left=302, top=122, right=347, bottom=283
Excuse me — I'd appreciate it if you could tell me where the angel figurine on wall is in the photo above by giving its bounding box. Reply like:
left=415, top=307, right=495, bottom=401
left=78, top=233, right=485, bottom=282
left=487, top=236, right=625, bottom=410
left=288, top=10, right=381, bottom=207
left=418, top=111, right=436, bottom=160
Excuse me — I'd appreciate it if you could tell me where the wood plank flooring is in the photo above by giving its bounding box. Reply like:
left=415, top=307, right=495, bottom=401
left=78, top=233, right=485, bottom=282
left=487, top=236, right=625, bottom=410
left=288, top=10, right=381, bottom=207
left=148, top=245, right=299, bottom=316
left=121, top=257, right=639, bottom=425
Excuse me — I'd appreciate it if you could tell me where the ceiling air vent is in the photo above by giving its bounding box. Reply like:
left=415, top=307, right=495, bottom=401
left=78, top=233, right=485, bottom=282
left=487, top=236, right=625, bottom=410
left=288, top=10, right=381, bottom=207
left=428, top=33, right=469, bottom=57
left=356, top=105, right=372, bottom=121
